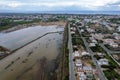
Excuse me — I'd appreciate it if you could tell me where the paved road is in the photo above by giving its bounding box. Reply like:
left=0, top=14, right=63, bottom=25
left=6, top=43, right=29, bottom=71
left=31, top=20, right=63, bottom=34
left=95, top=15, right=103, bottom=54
left=99, top=43, right=120, bottom=54
left=76, top=26, right=107, bottom=80
left=68, top=23, right=76, bottom=80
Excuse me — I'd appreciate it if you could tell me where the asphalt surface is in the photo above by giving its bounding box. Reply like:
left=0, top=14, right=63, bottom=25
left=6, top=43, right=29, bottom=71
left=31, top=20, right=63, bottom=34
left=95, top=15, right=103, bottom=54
left=68, top=23, right=76, bottom=80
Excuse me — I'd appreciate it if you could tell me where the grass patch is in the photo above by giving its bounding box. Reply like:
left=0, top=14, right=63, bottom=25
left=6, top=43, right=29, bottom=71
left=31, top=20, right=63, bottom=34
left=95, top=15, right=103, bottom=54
left=90, top=45, right=104, bottom=52
left=72, top=37, right=86, bottom=49
left=103, top=69, right=120, bottom=80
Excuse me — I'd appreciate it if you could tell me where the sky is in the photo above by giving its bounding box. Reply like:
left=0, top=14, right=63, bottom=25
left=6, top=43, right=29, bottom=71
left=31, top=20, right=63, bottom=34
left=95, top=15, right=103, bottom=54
left=0, top=0, right=120, bottom=13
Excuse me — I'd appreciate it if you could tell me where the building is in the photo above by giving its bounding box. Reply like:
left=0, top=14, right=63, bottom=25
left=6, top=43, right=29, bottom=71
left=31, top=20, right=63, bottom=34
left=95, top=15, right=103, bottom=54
left=77, top=72, right=87, bottom=80
left=103, top=39, right=114, bottom=44
left=96, top=52, right=105, bottom=58
left=83, top=66, right=93, bottom=74
left=89, top=37, right=97, bottom=44
left=109, top=42, right=119, bottom=48
left=86, top=28, right=95, bottom=33
left=97, top=58, right=109, bottom=66
left=89, top=43, right=96, bottom=47
left=83, top=66, right=93, bottom=79
left=74, top=51, right=80, bottom=57
left=71, top=31, right=75, bottom=34
left=117, top=26, right=120, bottom=32
left=81, top=51, right=90, bottom=56
left=75, top=59, right=82, bottom=67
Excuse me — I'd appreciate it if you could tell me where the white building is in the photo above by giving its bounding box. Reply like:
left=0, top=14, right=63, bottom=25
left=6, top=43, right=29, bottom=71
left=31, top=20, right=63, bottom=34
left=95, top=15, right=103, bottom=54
left=86, top=28, right=95, bottom=33
left=103, top=39, right=114, bottom=44
left=73, top=51, right=80, bottom=57
left=117, top=26, right=120, bottom=32
left=75, top=59, right=82, bottom=67
left=81, top=51, right=90, bottom=56
left=80, top=29, right=84, bottom=33
left=97, top=53, right=105, bottom=57
left=109, top=42, right=119, bottom=48
left=97, top=58, right=109, bottom=66
left=83, top=66, right=93, bottom=74
left=89, top=43, right=96, bottom=47
left=71, top=31, right=75, bottom=34
left=78, top=72, right=87, bottom=80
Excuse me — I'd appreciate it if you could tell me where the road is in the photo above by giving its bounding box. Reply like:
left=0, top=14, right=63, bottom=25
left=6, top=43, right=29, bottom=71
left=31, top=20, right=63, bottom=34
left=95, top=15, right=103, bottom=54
left=68, top=23, right=76, bottom=80
left=99, top=43, right=120, bottom=54
left=76, top=26, right=107, bottom=80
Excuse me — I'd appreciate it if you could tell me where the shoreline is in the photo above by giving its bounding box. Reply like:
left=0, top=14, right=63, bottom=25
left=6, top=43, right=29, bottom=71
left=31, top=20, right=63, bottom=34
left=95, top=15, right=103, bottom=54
left=1, top=21, right=66, bottom=33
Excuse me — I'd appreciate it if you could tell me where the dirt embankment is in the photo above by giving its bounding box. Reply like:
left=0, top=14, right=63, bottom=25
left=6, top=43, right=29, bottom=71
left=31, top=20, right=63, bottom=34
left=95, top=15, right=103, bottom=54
left=1, top=21, right=66, bottom=33
left=0, top=46, right=10, bottom=52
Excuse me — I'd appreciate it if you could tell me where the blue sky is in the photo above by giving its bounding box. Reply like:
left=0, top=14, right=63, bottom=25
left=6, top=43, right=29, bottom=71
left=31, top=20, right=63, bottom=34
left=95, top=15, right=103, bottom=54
left=0, top=0, right=120, bottom=12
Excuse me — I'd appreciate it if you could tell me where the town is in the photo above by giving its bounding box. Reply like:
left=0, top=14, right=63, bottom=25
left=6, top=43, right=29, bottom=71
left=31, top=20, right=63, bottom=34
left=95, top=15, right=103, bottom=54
left=67, top=15, right=120, bottom=80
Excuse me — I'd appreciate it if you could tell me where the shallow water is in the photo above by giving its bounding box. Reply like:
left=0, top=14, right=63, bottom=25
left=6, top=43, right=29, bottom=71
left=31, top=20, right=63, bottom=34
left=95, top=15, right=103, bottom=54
left=0, top=25, right=64, bottom=80
left=0, top=25, right=63, bottom=50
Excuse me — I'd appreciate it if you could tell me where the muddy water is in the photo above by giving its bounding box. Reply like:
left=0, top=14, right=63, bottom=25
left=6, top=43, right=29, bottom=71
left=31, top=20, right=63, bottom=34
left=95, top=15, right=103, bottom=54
left=0, top=25, right=64, bottom=80
left=0, top=25, right=63, bottom=51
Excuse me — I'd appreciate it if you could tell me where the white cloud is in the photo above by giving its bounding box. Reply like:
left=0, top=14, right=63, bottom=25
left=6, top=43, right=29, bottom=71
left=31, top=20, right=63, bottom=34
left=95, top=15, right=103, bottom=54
left=25, top=0, right=120, bottom=10
left=0, top=0, right=22, bottom=8
left=8, top=2, right=22, bottom=8
left=0, top=0, right=120, bottom=11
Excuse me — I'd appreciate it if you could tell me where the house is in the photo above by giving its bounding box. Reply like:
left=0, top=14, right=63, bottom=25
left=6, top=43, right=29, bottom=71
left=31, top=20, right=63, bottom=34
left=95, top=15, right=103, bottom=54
left=71, top=31, right=75, bottom=34
left=73, top=51, right=80, bottom=57
left=89, top=37, right=97, bottom=43
left=89, top=43, right=96, bottom=47
left=80, top=29, right=84, bottom=33
left=75, top=59, right=82, bottom=67
left=97, top=58, right=109, bottom=66
left=81, top=51, right=90, bottom=56
left=83, top=66, right=93, bottom=74
left=77, top=72, right=87, bottom=80
left=86, top=28, right=95, bottom=33
left=112, top=33, right=120, bottom=40
left=96, top=52, right=105, bottom=58
left=91, top=33, right=104, bottom=40
left=77, top=67, right=83, bottom=72
left=109, top=42, right=119, bottom=48
left=117, top=26, right=120, bottom=32
left=83, top=66, right=93, bottom=79
left=114, top=36, right=120, bottom=40
left=78, top=26, right=83, bottom=28
left=70, top=27, right=76, bottom=31
left=103, top=39, right=114, bottom=44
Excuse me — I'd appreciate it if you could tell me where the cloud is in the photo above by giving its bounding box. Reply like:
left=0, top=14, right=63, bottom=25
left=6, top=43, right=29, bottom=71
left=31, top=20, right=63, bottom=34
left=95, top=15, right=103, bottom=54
left=0, top=0, right=22, bottom=8
left=0, top=0, right=120, bottom=12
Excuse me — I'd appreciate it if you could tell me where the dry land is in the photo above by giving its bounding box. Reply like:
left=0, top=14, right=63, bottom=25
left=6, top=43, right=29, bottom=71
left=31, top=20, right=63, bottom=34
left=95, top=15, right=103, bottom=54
left=1, top=21, right=66, bottom=33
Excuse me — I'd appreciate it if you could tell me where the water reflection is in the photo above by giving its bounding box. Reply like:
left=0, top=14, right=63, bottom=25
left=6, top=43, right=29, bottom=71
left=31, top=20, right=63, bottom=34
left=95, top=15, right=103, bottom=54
left=0, top=25, right=63, bottom=50
left=0, top=25, right=64, bottom=80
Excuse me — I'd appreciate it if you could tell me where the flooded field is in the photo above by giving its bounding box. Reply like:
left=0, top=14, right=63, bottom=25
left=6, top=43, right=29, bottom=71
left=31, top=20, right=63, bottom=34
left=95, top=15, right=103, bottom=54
left=0, top=25, right=64, bottom=80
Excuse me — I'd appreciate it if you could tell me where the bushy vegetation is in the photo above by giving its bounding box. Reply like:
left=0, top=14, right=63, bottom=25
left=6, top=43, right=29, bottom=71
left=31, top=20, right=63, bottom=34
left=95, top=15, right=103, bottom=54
left=0, top=19, right=40, bottom=31
left=72, top=37, right=85, bottom=48
left=90, top=45, right=104, bottom=52
left=103, top=69, right=120, bottom=80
